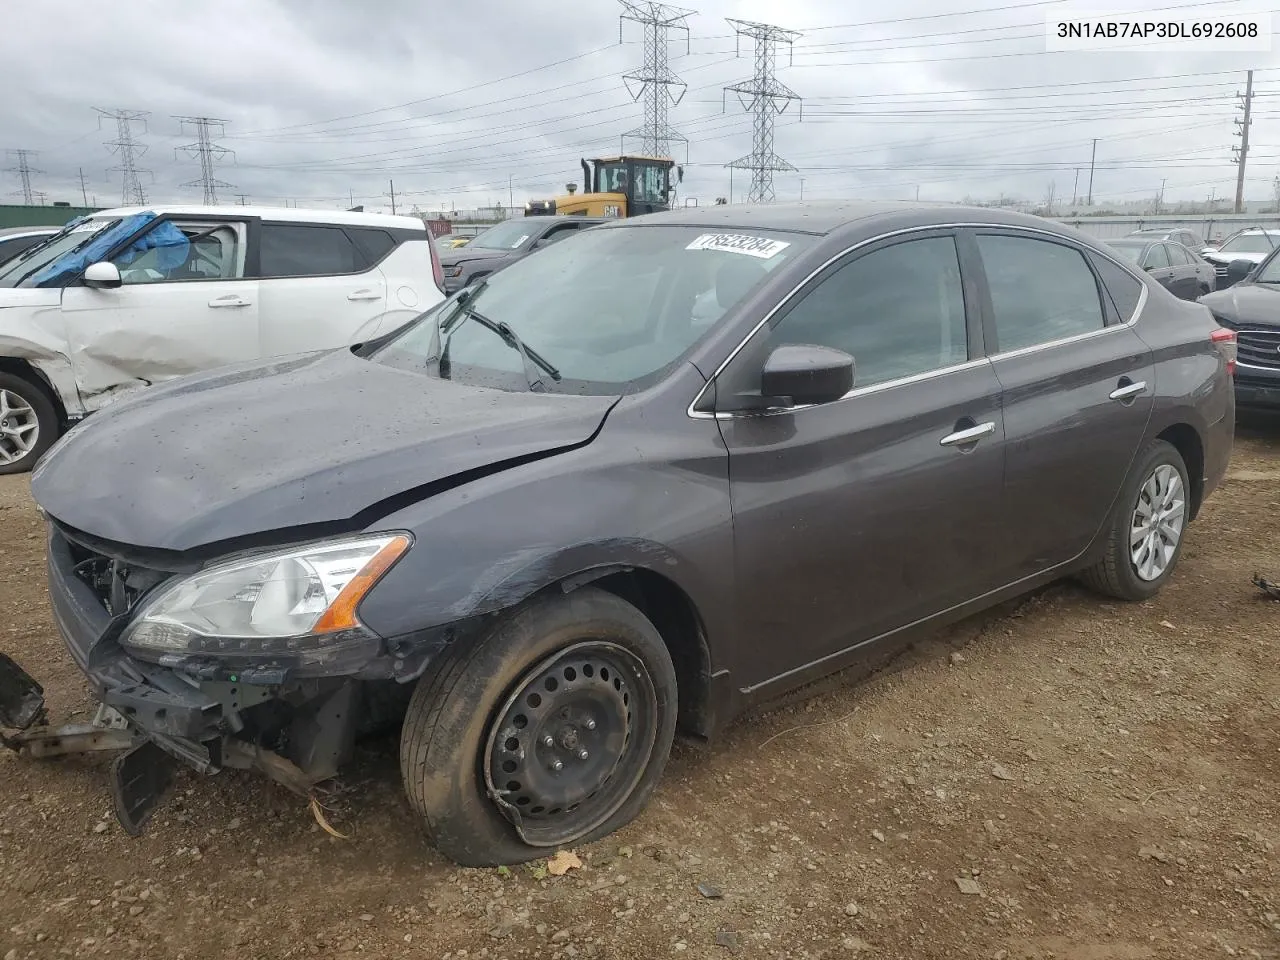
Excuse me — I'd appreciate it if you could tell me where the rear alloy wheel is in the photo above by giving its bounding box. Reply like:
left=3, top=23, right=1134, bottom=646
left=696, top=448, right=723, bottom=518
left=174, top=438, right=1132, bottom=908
left=0, top=374, right=58, bottom=476
left=399, top=587, right=677, bottom=867
left=1080, top=439, right=1190, bottom=600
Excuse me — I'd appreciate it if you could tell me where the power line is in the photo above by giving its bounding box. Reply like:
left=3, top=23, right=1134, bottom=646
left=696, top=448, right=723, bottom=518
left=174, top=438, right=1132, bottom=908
left=4, top=149, right=42, bottom=204
left=724, top=19, right=802, bottom=204
left=619, top=0, right=695, bottom=159
left=96, top=108, right=151, bottom=206
left=175, top=116, right=235, bottom=205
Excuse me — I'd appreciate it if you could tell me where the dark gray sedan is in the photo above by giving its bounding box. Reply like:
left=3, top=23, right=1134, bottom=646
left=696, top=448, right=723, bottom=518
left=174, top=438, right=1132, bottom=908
left=1106, top=237, right=1216, bottom=300
left=8, top=202, right=1235, bottom=867
left=438, top=214, right=610, bottom=293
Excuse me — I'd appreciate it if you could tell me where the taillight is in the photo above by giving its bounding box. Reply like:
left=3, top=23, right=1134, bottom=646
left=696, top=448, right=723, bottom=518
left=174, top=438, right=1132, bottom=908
left=428, top=237, right=445, bottom=294
left=1210, top=326, right=1236, bottom=376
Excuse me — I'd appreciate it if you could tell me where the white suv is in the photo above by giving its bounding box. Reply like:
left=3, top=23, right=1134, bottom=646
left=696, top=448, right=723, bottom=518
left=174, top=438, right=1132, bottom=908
left=0, top=205, right=446, bottom=473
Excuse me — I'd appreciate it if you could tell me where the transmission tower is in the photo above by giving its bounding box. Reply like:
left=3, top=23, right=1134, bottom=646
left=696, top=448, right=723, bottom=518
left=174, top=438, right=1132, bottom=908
left=175, top=117, right=235, bottom=205
left=95, top=108, right=152, bottom=206
left=722, top=19, right=802, bottom=204
left=619, top=1, right=694, bottom=159
left=4, top=149, right=42, bottom=204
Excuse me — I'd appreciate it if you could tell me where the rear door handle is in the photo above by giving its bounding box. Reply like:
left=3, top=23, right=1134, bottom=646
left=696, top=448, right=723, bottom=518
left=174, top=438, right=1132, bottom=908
left=347, top=289, right=382, bottom=301
left=940, top=421, right=996, bottom=447
left=1109, top=381, right=1147, bottom=401
left=208, top=296, right=250, bottom=308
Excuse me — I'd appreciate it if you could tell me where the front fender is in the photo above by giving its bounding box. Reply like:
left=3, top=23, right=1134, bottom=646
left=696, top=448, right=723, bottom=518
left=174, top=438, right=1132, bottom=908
left=353, top=398, right=735, bottom=676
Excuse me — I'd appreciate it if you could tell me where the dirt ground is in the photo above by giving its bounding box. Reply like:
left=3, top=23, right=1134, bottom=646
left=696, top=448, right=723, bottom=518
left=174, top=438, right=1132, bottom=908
left=1, top=424, right=1277, bottom=960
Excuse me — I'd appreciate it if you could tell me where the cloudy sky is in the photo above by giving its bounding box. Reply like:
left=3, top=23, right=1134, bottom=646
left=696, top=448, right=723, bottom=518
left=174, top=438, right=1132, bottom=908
left=3, top=0, right=1278, bottom=214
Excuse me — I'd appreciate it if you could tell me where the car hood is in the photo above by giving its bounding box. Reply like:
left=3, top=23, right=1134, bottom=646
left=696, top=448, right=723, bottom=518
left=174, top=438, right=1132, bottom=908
left=440, top=247, right=517, bottom=267
left=1204, top=250, right=1269, bottom=265
left=32, top=348, right=618, bottom=552
left=1200, top=283, right=1280, bottom=328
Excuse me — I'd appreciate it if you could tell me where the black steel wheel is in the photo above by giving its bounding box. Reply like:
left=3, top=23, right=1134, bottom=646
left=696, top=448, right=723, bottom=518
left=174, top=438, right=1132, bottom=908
left=483, top=641, right=659, bottom=847
left=400, top=586, right=677, bottom=867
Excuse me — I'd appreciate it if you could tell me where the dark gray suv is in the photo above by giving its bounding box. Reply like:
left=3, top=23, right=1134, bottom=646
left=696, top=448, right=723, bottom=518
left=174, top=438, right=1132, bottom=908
left=438, top=215, right=609, bottom=293
left=6, top=202, right=1235, bottom=867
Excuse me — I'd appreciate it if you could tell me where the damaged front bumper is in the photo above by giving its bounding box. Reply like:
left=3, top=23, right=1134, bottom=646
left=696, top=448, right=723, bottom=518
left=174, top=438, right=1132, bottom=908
left=1, top=522, right=458, bottom=835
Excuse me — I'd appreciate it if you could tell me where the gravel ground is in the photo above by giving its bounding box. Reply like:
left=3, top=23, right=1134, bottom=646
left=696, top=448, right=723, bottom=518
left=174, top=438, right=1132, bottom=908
left=1, top=424, right=1277, bottom=960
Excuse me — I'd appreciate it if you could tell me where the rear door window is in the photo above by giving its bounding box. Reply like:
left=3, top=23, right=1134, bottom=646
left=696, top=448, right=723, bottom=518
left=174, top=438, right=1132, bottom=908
left=258, top=224, right=366, bottom=278
left=975, top=234, right=1105, bottom=352
left=347, top=228, right=397, bottom=266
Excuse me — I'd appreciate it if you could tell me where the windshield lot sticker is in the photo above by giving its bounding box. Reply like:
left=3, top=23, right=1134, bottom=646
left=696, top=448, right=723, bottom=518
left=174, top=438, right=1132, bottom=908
left=686, top=233, right=791, bottom=259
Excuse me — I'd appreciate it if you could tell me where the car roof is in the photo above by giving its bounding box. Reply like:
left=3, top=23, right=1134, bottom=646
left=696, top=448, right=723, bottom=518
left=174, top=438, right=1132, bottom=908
left=88, top=204, right=427, bottom=231
left=0, top=225, right=61, bottom=238
left=616, top=200, right=1081, bottom=236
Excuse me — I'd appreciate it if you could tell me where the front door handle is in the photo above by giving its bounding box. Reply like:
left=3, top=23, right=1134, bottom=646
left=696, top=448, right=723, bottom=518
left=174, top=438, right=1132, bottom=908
left=347, top=289, right=382, bottom=301
left=208, top=296, right=250, bottom=308
left=940, top=421, right=996, bottom=447
left=1109, top=380, right=1147, bottom=401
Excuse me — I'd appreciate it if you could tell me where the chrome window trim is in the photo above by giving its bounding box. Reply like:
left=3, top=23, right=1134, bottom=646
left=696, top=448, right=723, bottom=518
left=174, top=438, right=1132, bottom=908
left=687, top=221, right=1150, bottom=421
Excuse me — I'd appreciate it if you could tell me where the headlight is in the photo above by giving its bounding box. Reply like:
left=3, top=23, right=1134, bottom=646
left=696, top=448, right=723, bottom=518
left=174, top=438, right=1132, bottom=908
left=120, top=533, right=411, bottom=657
left=444, top=264, right=464, bottom=278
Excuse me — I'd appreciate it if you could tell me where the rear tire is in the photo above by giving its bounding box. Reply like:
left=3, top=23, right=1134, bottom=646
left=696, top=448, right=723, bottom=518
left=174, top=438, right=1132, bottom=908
left=399, top=586, right=677, bottom=867
left=0, top=373, right=59, bottom=476
left=1080, top=439, right=1190, bottom=601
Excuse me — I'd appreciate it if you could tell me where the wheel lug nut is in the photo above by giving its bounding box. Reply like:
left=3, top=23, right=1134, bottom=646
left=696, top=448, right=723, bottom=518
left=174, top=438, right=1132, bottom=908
left=542, top=735, right=555, bottom=747
left=585, top=719, right=596, bottom=730
left=551, top=759, right=564, bottom=772
left=577, top=748, right=589, bottom=760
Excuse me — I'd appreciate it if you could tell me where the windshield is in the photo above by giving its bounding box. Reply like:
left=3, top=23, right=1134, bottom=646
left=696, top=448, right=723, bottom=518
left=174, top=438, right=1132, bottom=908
left=1219, top=233, right=1276, bottom=254
left=0, top=218, right=115, bottom=288
left=1106, top=241, right=1146, bottom=263
left=596, top=162, right=628, bottom=194
left=372, top=224, right=814, bottom=394
left=1255, top=251, right=1280, bottom=284
left=467, top=221, right=537, bottom=251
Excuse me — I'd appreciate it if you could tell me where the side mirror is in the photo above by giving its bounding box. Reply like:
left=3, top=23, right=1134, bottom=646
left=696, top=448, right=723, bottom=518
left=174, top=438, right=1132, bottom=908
left=761, top=344, right=854, bottom=406
left=1226, top=259, right=1255, bottom=284
left=83, top=261, right=121, bottom=289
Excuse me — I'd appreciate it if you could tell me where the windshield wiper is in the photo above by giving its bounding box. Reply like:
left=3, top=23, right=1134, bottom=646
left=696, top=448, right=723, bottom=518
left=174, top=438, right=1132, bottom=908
left=439, top=284, right=561, bottom=391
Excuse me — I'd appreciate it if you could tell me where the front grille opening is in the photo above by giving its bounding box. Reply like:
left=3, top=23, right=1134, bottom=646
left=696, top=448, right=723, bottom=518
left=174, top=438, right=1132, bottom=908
left=67, top=540, right=172, bottom=618
left=1237, top=329, right=1280, bottom=371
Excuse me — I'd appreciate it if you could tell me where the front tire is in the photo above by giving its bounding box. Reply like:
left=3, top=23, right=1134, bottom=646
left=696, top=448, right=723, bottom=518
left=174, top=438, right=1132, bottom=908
left=0, top=373, right=59, bottom=476
left=399, top=587, right=677, bottom=867
left=1080, top=439, right=1190, bottom=601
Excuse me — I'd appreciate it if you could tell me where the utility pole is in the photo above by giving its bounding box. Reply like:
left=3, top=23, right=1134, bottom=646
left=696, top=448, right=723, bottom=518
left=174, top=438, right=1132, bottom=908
left=1072, top=168, right=1080, bottom=206
left=95, top=108, right=152, bottom=205
left=1233, top=69, right=1253, bottom=214
left=1086, top=138, right=1098, bottom=206
left=4, top=150, right=41, bottom=205
left=387, top=179, right=397, bottom=215
left=799, top=177, right=805, bottom=200
left=618, top=1, right=694, bottom=159
left=508, top=175, right=514, bottom=213
left=175, top=117, right=235, bottom=205
left=1156, top=178, right=1166, bottom=215
left=235, top=194, right=248, bottom=206
left=77, top=167, right=89, bottom=206
left=723, top=18, right=803, bottom=204
left=915, top=185, right=920, bottom=201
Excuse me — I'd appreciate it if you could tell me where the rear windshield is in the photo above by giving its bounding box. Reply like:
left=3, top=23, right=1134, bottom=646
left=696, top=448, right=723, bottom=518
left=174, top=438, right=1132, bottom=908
left=1106, top=240, right=1146, bottom=262
left=371, top=224, right=815, bottom=395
